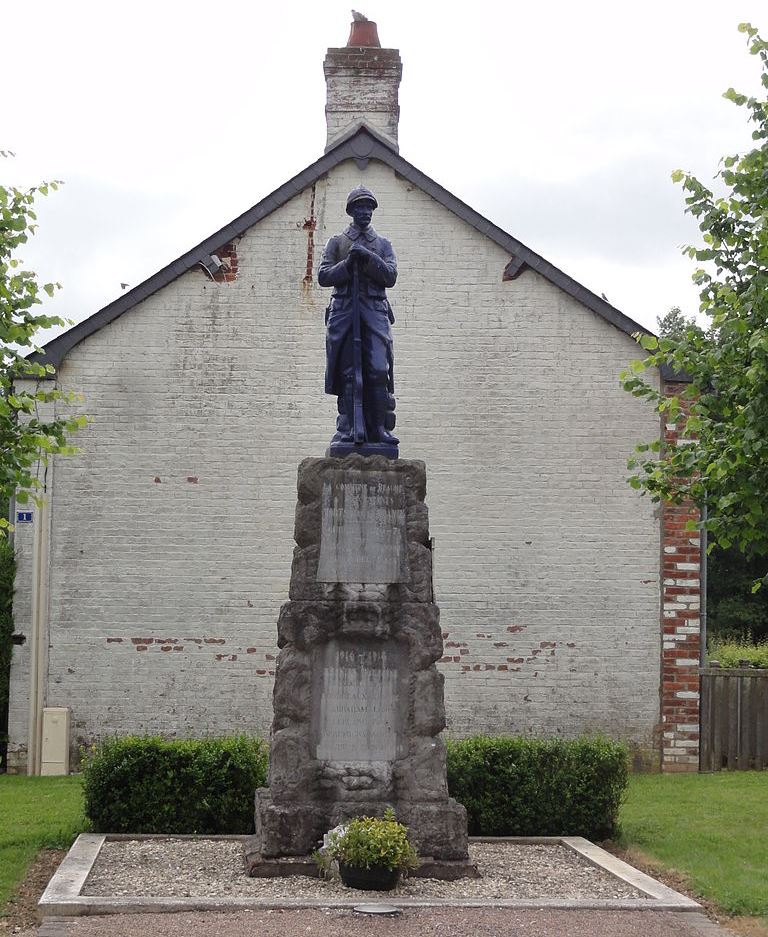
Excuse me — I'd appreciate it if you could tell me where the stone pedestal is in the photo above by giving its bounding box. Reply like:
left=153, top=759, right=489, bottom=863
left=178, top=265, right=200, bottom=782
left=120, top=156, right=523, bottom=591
left=251, top=455, right=468, bottom=862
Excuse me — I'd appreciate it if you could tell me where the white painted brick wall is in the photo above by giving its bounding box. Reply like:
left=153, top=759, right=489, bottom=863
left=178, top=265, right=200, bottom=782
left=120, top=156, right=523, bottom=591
left=8, top=159, right=662, bottom=769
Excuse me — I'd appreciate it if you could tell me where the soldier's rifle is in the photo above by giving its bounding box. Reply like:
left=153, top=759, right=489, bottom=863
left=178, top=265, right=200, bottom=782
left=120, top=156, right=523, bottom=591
left=350, top=252, right=366, bottom=444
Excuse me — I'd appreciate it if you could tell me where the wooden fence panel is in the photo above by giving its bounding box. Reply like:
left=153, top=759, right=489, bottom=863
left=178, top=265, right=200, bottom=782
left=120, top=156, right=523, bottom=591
left=699, top=668, right=768, bottom=771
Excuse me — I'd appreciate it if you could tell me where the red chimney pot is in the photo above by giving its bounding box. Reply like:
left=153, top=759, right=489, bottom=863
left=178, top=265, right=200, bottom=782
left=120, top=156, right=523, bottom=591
left=347, top=19, right=381, bottom=47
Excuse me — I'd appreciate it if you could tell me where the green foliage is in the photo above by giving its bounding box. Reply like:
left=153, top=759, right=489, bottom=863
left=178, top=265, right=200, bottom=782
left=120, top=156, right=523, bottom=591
left=317, top=808, right=418, bottom=873
left=707, top=637, right=768, bottom=668
left=708, top=545, right=768, bottom=642
left=1, top=153, right=85, bottom=536
left=655, top=306, right=705, bottom=341
left=621, top=25, right=768, bottom=562
left=446, top=735, right=629, bottom=840
left=619, top=772, right=768, bottom=917
left=81, top=735, right=268, bottom=834
left=0, top=533, right=15, bottom=769
left=0, top=775, right=85, bottom=909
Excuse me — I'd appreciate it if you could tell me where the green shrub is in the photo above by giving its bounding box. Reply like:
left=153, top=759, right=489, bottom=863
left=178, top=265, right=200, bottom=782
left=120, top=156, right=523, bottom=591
left=317, top=808, right=418, bottom=874
left=707, top=638, right=768, bottom=668
left=81, top=735, right=267, bottom=833
left=446, top=735, right=629, bottom=840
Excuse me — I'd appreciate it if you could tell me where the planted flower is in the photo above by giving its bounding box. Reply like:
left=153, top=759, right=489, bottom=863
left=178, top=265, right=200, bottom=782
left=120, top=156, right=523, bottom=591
left=315, top=808, right=418, bottom=891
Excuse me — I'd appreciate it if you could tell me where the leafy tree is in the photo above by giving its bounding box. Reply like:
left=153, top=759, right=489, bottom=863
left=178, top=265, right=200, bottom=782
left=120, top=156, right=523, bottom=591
left=656, top=306, right=704, bottom=341
left=0, top=152, right=85, bottom=535
left=708, top=545, right=768, bottom=643
left=621, top=24, right=768, bottom=565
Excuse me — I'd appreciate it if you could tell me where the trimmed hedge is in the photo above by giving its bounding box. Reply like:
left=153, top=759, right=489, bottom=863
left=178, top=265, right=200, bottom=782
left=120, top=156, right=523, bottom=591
left=446, top=735, right=629, bottom=840
left=82, top=735, right=268, bottom=833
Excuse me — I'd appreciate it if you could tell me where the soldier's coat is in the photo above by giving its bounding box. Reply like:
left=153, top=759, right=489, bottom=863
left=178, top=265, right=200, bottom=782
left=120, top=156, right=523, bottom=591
left=318, top=223, right=397, bottom=395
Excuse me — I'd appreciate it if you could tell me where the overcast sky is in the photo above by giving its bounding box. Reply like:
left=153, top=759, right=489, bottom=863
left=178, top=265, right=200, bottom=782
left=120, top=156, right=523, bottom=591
left=5, top=0, right=767, bottom=342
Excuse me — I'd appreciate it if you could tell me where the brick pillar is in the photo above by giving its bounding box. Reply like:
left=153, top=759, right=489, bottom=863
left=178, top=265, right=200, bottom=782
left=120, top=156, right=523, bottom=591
left=660, top=381, right=701, bottom=771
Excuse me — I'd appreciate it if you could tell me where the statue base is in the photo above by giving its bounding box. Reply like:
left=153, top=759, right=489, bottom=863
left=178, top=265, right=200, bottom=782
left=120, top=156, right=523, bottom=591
left=327, top=441, right=399, bottom=459
left=250, top=455, right=469, bottom=865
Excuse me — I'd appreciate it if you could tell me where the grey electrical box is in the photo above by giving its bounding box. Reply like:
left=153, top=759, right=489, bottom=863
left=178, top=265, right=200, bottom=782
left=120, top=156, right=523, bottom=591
left=41, top=707, right=71, bottom=775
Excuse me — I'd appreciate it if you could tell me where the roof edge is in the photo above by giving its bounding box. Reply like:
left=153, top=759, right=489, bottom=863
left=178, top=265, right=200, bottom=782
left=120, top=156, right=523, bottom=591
left=31, top=125, right=690, bottom=382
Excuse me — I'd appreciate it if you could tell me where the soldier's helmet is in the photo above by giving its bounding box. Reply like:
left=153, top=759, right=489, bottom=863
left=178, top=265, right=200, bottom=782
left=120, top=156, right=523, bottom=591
left=345, top=185, right=378, bottom=214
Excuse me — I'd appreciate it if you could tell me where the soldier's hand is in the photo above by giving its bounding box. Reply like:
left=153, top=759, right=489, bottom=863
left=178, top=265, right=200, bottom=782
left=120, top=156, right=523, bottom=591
left=348, top=242, right=370, bottom=261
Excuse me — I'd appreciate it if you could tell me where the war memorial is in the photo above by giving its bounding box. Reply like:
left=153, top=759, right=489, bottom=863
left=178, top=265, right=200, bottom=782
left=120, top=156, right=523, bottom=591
left=248, top=184, right=470, bottom=871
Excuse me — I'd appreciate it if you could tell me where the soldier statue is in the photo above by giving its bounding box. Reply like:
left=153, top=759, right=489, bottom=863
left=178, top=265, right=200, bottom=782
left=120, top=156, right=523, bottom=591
left=318, top=186, right=399, bottom=458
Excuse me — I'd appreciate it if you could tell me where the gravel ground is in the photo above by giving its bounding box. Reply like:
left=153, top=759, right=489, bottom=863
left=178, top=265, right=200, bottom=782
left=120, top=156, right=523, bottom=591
left=82, top=840, right=646, bottom=900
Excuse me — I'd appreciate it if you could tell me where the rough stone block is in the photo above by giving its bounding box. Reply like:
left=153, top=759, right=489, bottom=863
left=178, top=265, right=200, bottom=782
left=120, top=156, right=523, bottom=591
left=254, top=791, right=323, bottom=857
left=294, top=501, right=321, bottom=547
left=267, top=726, right=315, bottom=801
left=394, top=736, right=449, bottom=801
left=270, top=649, right=311, bottom=730
left=412, top=669, right=446, bottom=736
left=397, top=799, right=469, bottom=860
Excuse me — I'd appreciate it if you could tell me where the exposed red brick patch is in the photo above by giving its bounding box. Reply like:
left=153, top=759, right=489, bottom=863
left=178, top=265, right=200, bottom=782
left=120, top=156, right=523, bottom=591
left=246, top=647, right=257, bottom=654
left=131, top=638, right=154, bottom=645
left=302, top=185, right=317, bottom=286
left=265, top=654, right=275, bottom=660
left=507, top=625, right=525, bottom=633
left=153, top=476, right=161, bottom=483
left=210, top=241, right=239, bottom=283
left=187, top=476, right=198, bottom=484
left=106, top=638, right=123, bottom=644
left=204, top=638, right=225, bottom=645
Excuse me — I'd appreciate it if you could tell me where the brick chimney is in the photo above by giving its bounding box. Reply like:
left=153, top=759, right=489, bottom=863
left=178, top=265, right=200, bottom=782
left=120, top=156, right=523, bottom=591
left=324, top=15, right=402, bottom=152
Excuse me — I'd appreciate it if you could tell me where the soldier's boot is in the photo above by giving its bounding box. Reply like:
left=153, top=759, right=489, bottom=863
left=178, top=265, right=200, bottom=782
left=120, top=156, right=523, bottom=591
left=370, top=383, right=399, bottom=446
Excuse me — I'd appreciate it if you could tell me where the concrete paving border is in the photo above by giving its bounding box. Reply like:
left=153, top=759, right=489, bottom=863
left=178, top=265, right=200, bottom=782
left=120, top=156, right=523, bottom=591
left=39, top=834, right=701, bottom=919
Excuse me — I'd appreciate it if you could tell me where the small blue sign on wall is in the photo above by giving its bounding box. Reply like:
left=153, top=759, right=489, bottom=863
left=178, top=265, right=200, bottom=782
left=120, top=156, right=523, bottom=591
left=16, top=511, right=33, bottom=524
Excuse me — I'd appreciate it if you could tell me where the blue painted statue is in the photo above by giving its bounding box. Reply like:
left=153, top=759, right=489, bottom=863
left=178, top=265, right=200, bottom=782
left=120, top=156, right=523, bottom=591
left=318, top=186, right=399, bottom=458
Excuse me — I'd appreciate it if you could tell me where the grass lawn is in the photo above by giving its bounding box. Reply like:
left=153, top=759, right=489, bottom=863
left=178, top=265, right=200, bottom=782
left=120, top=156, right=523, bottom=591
left=619, top=772, right=768, bottom=919
left=0, top=775, right=85, bottom=912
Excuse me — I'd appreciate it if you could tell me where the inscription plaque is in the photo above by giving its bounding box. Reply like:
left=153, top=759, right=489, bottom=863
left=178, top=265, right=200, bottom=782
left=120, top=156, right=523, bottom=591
left=312, top=638, right=405, bottom=761
left=316, top=472, right=409, bottom=583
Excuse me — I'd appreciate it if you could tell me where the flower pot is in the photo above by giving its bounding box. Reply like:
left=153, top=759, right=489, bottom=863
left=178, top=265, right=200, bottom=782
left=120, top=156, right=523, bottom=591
left=338, top=862, right=401, bottom=891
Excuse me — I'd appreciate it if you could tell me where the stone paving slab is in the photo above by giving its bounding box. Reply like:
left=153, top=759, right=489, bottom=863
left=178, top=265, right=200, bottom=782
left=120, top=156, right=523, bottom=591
left=38, top=835, right=701, bottom=919
left=36, top=908, right=739, bottom=937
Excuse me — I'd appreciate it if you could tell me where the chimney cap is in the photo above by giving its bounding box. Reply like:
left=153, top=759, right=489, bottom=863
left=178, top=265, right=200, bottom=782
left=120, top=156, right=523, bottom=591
left=347, top=12, right=381, bottom=47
